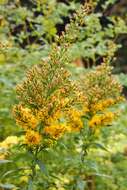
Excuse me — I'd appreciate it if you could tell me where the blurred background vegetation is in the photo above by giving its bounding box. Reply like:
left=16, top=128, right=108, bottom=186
left=0, top=0, right=127, bottom=189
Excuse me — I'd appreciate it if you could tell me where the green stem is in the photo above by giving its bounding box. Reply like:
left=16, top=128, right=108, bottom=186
left=27, top=148, right=39, bottom=190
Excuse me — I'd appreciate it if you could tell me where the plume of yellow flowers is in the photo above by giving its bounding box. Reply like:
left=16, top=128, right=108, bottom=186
left=12, top=1, right=125, bottom=147
left=13, top=57, right=84, bottom=147
left=13, top=59, right=125, bottom=146
left=80, top=60, right=125, bottom=133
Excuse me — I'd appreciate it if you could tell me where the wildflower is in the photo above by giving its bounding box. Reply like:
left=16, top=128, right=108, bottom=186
left=116, top=96, right=125, bottom=103
left=67, top=108, right=83, bottom=132
left=0, top=136, right=19, bottom=160
left=13, top=61, right=83, bottom=146
left=80, top=61, right=124, bottom=133
left=0, top=136, right=19, bottom=149
left=89, top=112, right=116, bottom=128
left=90, top=98, right=115, bottom=113
left=90, top=96, right=125, bottom=114
left=81, top=62, right=123, bottom=107
left=25, top=130, right=41, bottom=146
left=0, top=154, right=5, bottom=160
left=68, top=118, right=83, bottom=132
left=83, top=106, right=89, bottom=114
left=45, top=111, right=62, bottom=126
left=13, top=104, right=39, bottom=130
left=44, top=123, right=67, bottom=139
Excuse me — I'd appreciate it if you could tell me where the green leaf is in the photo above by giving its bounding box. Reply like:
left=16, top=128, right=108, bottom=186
left=0, top=159, right=12, bottom=164
left=59, top=142, right=68, bottom=150
left=2, top=170, right=15, bottom=179
left=93, top=173, right=112, bottom=178
left=118, top=73, right=127, bottom=87
left=36, top=159, right=48, bottom=176
left=91, top=143, right=109, bottom=152
left=0, top=183, right=16, bottom=189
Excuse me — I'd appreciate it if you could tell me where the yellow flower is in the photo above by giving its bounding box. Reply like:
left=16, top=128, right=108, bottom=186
left=36, top=107, right=49, bottom=121
left=81, top=62, right=123, bottom=109
left=44, top=123, right=67, bottom=139
left=45, top=111, right=62, bottom=125
left=89, top=112, right=115, bottom=128
left=116, top=96, right=125, bottom=103
left=25, top=130, right=41, bottom=146
left=67, top=118, right=83, bottom=132
left=0, top=154, right=6, bottom=160
left=20, top=176, right=29, bottom=183
left=13, top=105, right=39, bottom=130
left=90, top=97, right=125, bottom=114
left=90, top=98, right=114, bottom=113
left=101, top=112, right=115, bottom=124
left=83, top=107, right=89, bottom=114
left=0, top=136, right=19, bottom=160
left=66, top=108, right=83, bottom=132
left=67, top=108, right=83, bottom=119
left=60, top=97, right=70, bottom=107
left=89, top=115, right=101, bottom=127
left=0, top=136, right=19, bottom=149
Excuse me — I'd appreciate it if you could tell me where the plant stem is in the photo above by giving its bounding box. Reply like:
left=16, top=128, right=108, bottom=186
left=27, top=148, right=38, bottom=190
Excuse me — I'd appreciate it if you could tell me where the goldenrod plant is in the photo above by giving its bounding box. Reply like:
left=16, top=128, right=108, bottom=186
left=0, top=0, right=127, bottom=138
left=12, top=4, right=125, bottom=190
left=0, top=1, right=127, bottom=190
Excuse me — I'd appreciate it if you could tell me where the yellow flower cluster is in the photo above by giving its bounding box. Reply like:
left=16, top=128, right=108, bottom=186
left=0, top=136, right=19, bottom=148
left=25, top=130, right=42, bottom=146
left=81, top=62, right=123, bottom=107
left=90, top=96, right=125, bottom=114
left=0, top=136, right=19, bottom=160
left=13, top=105, right=43, bottom=146
left=43, top=108, right=84, bottom=140
left=89, top=112, right=117, bottom=128
left=13, top=104, right=39, bottom=130
left=67, top=108, right=83, bottom=132
left=44, top=111, right=62, bottom=126
left=13, top=55, right=125, bottom=146
left=13, top=61, right=84, bottom=147
left=44, top=123, right=67, bottom=140
left=79, top=62, right=125, bottom=133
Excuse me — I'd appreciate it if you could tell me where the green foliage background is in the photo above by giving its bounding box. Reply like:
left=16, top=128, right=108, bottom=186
left=0, top=0, right=127, bottom=189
